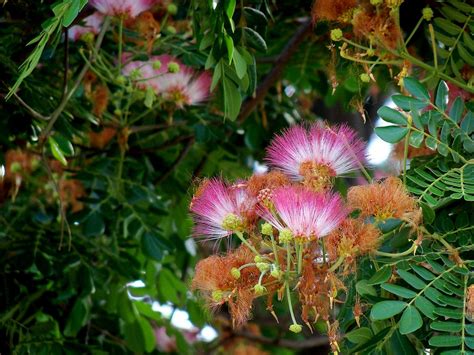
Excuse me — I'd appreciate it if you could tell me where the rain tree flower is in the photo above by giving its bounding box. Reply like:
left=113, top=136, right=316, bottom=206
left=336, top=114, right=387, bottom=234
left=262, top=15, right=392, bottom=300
left=122, top=55, right=211, bottom=106
left=258, top=186, right=347, bottom=242
left=266, top=123, right=366, bottom=191
left=190, top=179, right=254, bottom=241
left=69, top=12, right=104, bottom=41
left=90, top=0, right=160, bottom=18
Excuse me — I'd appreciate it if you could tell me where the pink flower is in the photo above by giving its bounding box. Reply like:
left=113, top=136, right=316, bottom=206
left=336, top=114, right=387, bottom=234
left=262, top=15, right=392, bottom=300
left=122, top=55, right=211, bottom=106
left=258, top=186, right=347, bottom=241
left=190, top=179, right=254, bottom=240
left=69, top=12, right=104, bottom=41
left=266, top=124, right=366, bottom=187
left=90, top=0, right=160, bottom=18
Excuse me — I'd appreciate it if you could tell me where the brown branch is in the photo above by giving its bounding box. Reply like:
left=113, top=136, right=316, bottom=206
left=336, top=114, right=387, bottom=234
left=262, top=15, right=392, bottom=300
left=237, top=18, right=314, bottom=123
left=232, top=330, right=329, bottom=350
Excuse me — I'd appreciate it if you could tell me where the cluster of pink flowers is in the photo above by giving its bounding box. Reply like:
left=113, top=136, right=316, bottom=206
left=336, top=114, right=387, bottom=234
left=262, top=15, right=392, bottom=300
left=122, top=55, right=212, bottom=106
left=190, top=123, right=367, bottom=243
left=90, top=0, right=160, bottom=18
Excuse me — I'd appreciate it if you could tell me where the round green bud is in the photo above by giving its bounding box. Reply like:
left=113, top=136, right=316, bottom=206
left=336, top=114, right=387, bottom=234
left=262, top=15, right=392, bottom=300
left=279, top=228, right=293, bottom=244
left=253, top=284, right=266, bottom=296
left=422, top=7, right=433, bottom=21
left=261, top=222, right=273, bottom=236
left=330, top=28, right=343, bottom=42
left=10, top=162, right=22, bottom=174
left=31, top=158, right=40, bottom=171
left=289, top=324, right=303, bottom=333
left=231, top=267, right=241, bottom=279
left=360, top=73, right=370, bottom=83
left=222, top=213, right=241, bottom=231
left=167, top=62, right=180, bottom=73
left=212, top=290, right=224, bottom=302
left=81, top=32, right=94, bottom=44
left=130, top=69, right=142, bottom=80
left=116, top=75, right=127, bottom=85
left=113, top=108, right=122, bottom=116
left=166, top=25, right=177, bottom=34
left=167, top=3, right=178, bottom=15
left=256, top=262, right=270, bottom=272
left=270, top=267, right=283, bottom=279
left=370, top=0, right=382, bottom=5
left=366, top=48, right=375, bottom=56
left=254, top=255, right=263, bottom=263
left=152, top=60, right=162, bottom=70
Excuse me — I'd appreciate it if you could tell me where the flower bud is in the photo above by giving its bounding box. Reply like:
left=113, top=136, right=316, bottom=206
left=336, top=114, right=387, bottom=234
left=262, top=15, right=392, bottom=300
left=253, top=284, right=266, bottom=296
left=279, top=228, right=293, bottom=244
left=254, top=255, right=264, bottom=263
left=422, top=7, right=433, bottom=21
left=256, top=262, right=270, bottom=272
left=261, top=222, right=273, bottom=236
left=370, top=0, right=382, bottom=5
left=231, top=267, right=241, bottom=279
left=168, top=62, right=180, bottom=73
left=366, top=48, right=375, bottom=56
left=212, top=290, right=224, bottom=302
left=330, top=29, right=343, bottom=42
left=289, top=324, right=302, bottom=333
left=167, top=3, right=178, bottom=15
left=116, top=75, right=127, bottom=85
left=10, top=162, right=22, bottom=174
left=360, top=73, right=370, bottom=83
left=270, top=267, right=283, bottom=279
left=152, top=60, right=162, bottom=70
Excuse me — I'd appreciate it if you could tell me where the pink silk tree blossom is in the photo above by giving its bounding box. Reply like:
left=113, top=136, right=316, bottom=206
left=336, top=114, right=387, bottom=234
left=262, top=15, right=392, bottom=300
left=90, top=0, right=160, bottom=18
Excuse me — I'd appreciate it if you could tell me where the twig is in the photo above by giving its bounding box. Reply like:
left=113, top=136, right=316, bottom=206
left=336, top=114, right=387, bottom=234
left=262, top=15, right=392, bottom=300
left=11, top=92, right=49, bottom=120
left=237, top=18, right=313, bottom=122
left=156, top=137, right=194, bottom=184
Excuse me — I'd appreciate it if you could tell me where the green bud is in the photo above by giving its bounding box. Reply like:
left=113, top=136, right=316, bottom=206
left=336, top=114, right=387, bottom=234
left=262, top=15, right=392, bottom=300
left=289, top=324, right=303, bottom=333
left=330, top=28, right=343, bottom=42
left=167, top=3, right=178, bottom=15
left=270, top=267, right=283, bottom=279
left=166, top=25, right=177, bottom=34
left=212, top=290, right=224, bottom=302
left=254, top=255, right=264, bottom=263
left=261, top=222, right=273, bottom=236
left=221, top=213, right=241, bottom=231
left=116, top=75, right=127, bottom=85
left=152, top=60, right=162, bottom=70
left=366, top=48, right=375, bottom=56
left=256, top=262, right=270, bottom=272
left=231, top=267, right=241, bottom=279
left=422, top=7, right=433, bottom=21
left=370, top=0, right=382, bottom=5
left=10, top=162, right=22, bottom=174
left=168, top=62, right=180, bottom=73
left=279, top=228, right=293, bottom=244
left=81, top=32, right=94, bottom=44
left=360, top=73, right=370, bottom=83
left=31, top=158, right=40, bottom=171
left=253, top=284, right=266, bottom=296
left=114, top=108, right=122, bottom=117
left=129, top=69, right=142, bottom=80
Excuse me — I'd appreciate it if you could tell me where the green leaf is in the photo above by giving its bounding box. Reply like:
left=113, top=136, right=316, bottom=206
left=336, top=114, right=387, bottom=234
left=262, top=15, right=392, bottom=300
left=211, top=61, right=223, bottom=92
left=403, top=77, right=430, bottom=101
left=222, top=76, right=242, bottom=120
left=449, top=97, right=464, bottom=123
left=420, top=202, right=435, bottom=224
left=375, top=126, right=409, bottom=143
left=378, top=106, right=407, bottom=125
left=399, top=306, right=423, bottom=334
left=224, top=34, right=234, bottom=63
left=83, top=212, right=105, bottom=237
left=48, top=136, right=68, bottom=166
left=434, top=307, right=463, bottom=319
left=243, top=27, right=267, bottom=52
left=392, top=95, right=428, bottom=111
left=225, top=0, right=236, bottom=19
left=381, top=283, right=417, bottom=298
left=429, top=335, right=462, bottom=347
left=243, top=7, right=268, bottom=24
left=367, top=266, right=392, bottom=285
left=64, top=298, right=90, bottom=337
left=63, top=0, right=81, bottom=27
left=370, top=301, right=407, bottom=320
left=233, top=48, right=247, bottom=79
left=124, top=317, right=156, bottom=353
left=414, top=296, right=437, bottom=320
left=144, top=87, right=155, bottom=108
left=142, top=232, right=167, bottom=261
left=397, top=270, right=427, bottom=290
left=356, top=279, right=377, bottom=297
left=345, top=327, right=373, bottom=344
left=435, top=81, right=448, bottom=111
left=430, top=321, right=462, bottom=332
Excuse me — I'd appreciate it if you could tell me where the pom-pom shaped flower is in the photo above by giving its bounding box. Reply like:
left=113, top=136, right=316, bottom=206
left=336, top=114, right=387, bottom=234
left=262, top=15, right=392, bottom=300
left=266, top=124, right=366, bottom=191
left=258, top=186, right=347, bottom=242
left=90, top=0, right=160, bottom=18
left=122, top=55, right=211, bottom=106
left=190, top=179, right=254, bottom=240
left=69, top=12, right=104, bottom=41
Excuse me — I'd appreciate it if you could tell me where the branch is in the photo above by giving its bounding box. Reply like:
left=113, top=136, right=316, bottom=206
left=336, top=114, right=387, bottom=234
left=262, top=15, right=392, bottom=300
left=237, top=18, right=313, bottom=122
left=232, top=330, right=328, bottom=350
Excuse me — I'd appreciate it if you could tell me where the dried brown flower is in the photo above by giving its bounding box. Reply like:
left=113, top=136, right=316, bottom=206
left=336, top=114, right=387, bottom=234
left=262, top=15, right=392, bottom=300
left=312, top=0, right=357, bottom=22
